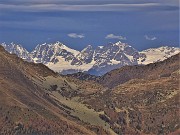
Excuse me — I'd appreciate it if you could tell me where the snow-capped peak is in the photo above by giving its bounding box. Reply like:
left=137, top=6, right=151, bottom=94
left=113, top=41, right=129, bottom=51
left=115, top=41, right=122, bottom=45
left=41, top=43, right=47, bottom=46
left=98, top=46, right=104, bottom=49
left=81, top=45, right=93, bottom=52
left=58, top=43, right=79, bottom=56
left=86, top=45, right=93, bottom=48
left=1, top=42, right=31, bottom=60
left=1, top=41, right=179, bottom=75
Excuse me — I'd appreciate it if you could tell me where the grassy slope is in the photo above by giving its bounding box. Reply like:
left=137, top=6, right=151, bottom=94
left=0, top=46, right=98, bottom=135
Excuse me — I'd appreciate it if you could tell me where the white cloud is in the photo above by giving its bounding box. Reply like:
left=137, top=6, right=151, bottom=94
left=144, top=35, right=157, bottom=40
left=0, top=3, right=169, bottom=12
left=68, top=33, right=85, bottom=38
left=0, top=0, right=178, bottom=12
left=105, top=34, right=126, bottom=40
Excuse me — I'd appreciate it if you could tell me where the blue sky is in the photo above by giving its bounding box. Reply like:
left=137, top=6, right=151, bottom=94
left=0, top=0, right=179, bottom=51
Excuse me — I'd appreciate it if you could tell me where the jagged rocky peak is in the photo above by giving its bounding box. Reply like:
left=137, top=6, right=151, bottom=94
left=114, top=41, right=128, bottom=48
left=113, top=41, right=138, bottom=55
left=97, top=41, right=139, bottom=62
left=72, top=45, right=95, bottom=65
left=2, top=42, right=27, bottom=53
left=81, top=45, right=94, bottom=55
left=102, top=41, right=135, bottom=55
left=82, top=45, right=93, bottom=51
left=1, top=41, right=179, bottom=75
left=88, top=41, right=146, bottom=75
left=32, top=42, right=64, bottom=54
left=1, top=42, right=31, bottom=60
left=32, top=41, right=79, bottom=64
left=97, top=46, right=104, bottom=49
left=80, top=45, right=94, bottom=57
left=50, top=41, right=70, bottom=51
left=33, top=41, right=79, bottom=54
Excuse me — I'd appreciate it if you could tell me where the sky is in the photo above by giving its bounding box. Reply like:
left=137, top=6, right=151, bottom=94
left=0, top=0, right=179, bottom=51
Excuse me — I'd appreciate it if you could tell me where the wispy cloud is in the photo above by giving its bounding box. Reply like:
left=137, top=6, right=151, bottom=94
left=0, top=2, right=178, bottom=12
left=68, top=33, right=85, bottom=38
left=105, top=34, right=126, bottom=40
left=144, top=35, right=157, bottom=40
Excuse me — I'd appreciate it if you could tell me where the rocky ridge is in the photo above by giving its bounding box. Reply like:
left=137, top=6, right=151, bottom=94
left=1, top=41, right=179, bottom=75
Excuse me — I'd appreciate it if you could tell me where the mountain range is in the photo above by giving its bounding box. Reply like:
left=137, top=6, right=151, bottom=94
left=1, top=41, right=179, bottom=75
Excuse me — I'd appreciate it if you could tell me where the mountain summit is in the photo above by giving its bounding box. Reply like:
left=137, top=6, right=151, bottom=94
left=1, top=41, right=179, bottom=75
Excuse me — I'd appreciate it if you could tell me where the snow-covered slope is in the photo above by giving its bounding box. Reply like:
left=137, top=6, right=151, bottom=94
left=30, top=41, right=85, bottom=74
left=1, top=41, right=179, bottom=75
left=138, top=46, right=180, bottom=65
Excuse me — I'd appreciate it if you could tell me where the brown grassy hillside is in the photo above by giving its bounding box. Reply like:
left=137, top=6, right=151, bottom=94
left=82, top=54, right=180, bottom=135
left=0, top=46, right=105, bottom=135
left=99, top=53, right=179, bottom=88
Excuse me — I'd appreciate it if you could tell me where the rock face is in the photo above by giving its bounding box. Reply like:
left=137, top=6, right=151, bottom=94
left=1, top=41, right=179, bottom=75
left=31, top=42, right=79, bottom=64
left=88, top=41, right=145, bottom=75
left=74, top=45, right=94, bottom=65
